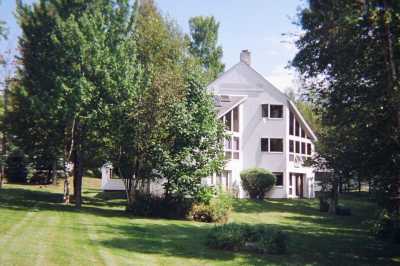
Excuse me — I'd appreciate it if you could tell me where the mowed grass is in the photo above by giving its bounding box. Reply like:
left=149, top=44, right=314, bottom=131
left=0, top=177, right=399, bottom=266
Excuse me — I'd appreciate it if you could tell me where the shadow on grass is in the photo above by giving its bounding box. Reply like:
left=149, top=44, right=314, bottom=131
left=0, top=187, right=130, bottom=218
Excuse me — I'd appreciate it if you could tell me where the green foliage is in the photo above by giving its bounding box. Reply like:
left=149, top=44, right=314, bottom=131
left=127, top=193, right=194, bottom=219
left=240, top=168, right=275, bottom=199
left=5, top=149, right=29, bottom=183
left=293, top=0, right=400, bottom=220
left=190, top=191, right=233, bottom=223
left=187, top=16, right=225, bottom=82
left=194, top=185, right=216, bottom=204
left=370, top=209, right=400, bottom=243
left=206, top=223, right=288, bottom=255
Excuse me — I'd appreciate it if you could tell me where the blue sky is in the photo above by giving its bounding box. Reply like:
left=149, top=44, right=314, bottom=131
left=0, top=0, right=306, bottom=91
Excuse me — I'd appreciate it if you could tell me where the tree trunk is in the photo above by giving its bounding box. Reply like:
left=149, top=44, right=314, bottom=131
left=72, top=120, right=83, bottom=209
left=329, top=179, right=338, bottom=214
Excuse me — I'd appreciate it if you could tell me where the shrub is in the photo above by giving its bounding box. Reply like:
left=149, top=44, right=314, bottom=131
left=319, top=196, right=329, bottom=212
left=5, top=149, right=29, bottom=183
left=336, top=205, right=352, bottom=216
left=194, top=186, right=216, bottom=205
left=370, top=210, right=400, bottom=243
left=206, top=223, right=288, bottom=255
left=127, top=193, right=193, bottom=219
left=190, top=192, right=233, bottom=223
left=240, top=168, right=275, bottom=199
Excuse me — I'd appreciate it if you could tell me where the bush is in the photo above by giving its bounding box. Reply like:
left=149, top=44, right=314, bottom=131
left=206, top=223, right=288, bottom=255
left=240, top=168, right=275, bottom=199
left=370, top=210, right=400, bottom=243
left=336, top=205, right=352, bottom=216
left=127, top=193, right=193, bottom=219
left=194, top=186, right=216, bottom=205
left=319, top=196, right=329, bottom=212
left=5, top=149, right=29, bottom=183
left=190, top=192, right=233, bottom=223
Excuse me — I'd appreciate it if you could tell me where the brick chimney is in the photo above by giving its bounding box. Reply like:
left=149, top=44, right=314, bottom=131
left=240, top=50, right=251, bottom=65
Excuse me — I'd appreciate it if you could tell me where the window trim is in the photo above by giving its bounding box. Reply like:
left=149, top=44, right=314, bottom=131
left=269, top=104, right=284, bottom=119
left=269, top=138, right=284, bottom=153
left=273, top=172, right=284, bottom=187
left=260, top=137, right=269, bottom=152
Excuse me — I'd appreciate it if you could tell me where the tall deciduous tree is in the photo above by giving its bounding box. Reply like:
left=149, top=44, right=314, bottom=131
left=293, top=0, right=400, bottom=220
left=11, top=0, right=138, bottom=208
left=187, top=16, right=225, bottom=82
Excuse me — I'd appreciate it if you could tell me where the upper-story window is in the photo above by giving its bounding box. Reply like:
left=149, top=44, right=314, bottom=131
left=261, top=138, right=269, bottom=152
left=270, top=138, right=283, bottom=152
left=295, top=121, right=300, bottom=136
left=261, top=104, right=269, bottom=118
left=261, top=138, right=283, bottom=152
left=270, top=105, right=283, bottom=118
left=223, top=107, right=239, bottom=132
left=261, top=104, right=283, bottom=119
left=233, top=107, right=239, bottom=132
left=289, top=112, right=294, bottom=135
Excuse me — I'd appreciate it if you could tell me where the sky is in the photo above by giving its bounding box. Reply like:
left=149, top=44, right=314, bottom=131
left=0, top=0, right=306, bottom=91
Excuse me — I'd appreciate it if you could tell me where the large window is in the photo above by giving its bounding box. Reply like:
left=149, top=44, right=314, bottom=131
left=261, top=138, right=269, bottom=152
left=289, top=140, right=294, bottom=153
left=261, top=104, right=269, bottom=118
left=273, top=172, right=283, bottom=186
left=307, top=143, right=312, bottom=155
left=301, top=142, right=306, bottom=155
left=270, top=138, right=283, bottom=152
left=233, top=107, right=239, bottom=132
left=224, top=112, right=231, bottom=131
left=270, top=105, right=283, bottom=118
left=295, top=121, right=300, bottom=136
left=295, top=141, right=300, bottom=153
left=225, top=136, right=239, bottom=160
left=289, top=112, right=294, bottom=135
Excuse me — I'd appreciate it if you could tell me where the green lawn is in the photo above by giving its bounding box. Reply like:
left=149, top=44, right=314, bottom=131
left=0, top=178, right=399, bottom=266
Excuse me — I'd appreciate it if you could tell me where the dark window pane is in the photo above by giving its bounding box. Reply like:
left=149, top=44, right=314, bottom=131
left=225, top=151, right=232, bottom=160
left=233, top=152, right=239, bottom=159
left=289, top=140, right=294, bottom=152
left=301, top=142, right=306, bottom=154
left=261, top=104, right=268, bottom=118
left=270, top=138, right=283, bottom=152
left=289, top=112, right=294, bottom=135
left=233, top=107, right=239, bottom=132
left=261, top=138, right=268, bottom=152
left=233, top=137, right=240, bottom=150
left=301, top=128, right=305, bottom=138
left=225, top=111, right=231, bottom=131
left=307, top=143, right=312, bottom=155
left=270, top=105, right=283, bottom=118
left=273, top=172, right=283, bottom=186
left=224, top=137, right=232, bottom=150
left=295, top=141, right=300, bottom=153
left=289, top=174, right=293, bottom=185
left=295, top=120, right=300, bottom=136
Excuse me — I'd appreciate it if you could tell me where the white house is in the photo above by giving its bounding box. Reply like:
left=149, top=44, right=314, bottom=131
left=102, top=50, right=318, bottom=199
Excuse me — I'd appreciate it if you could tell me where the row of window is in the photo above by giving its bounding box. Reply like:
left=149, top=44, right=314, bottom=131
left=261, top=104, right=283, bottom=119
left=260, top=138, right=283, bottom=152
left=225, top=136, right=240, bottom=160
left=289, top=140, right=312, bottom=155
left=289, top=111, right=310, bottom=139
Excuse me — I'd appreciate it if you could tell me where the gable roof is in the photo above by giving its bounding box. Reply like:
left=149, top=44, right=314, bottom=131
left=208, top=61, right=318, bottom=142
left=214, top=95, right=247, bottom=118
